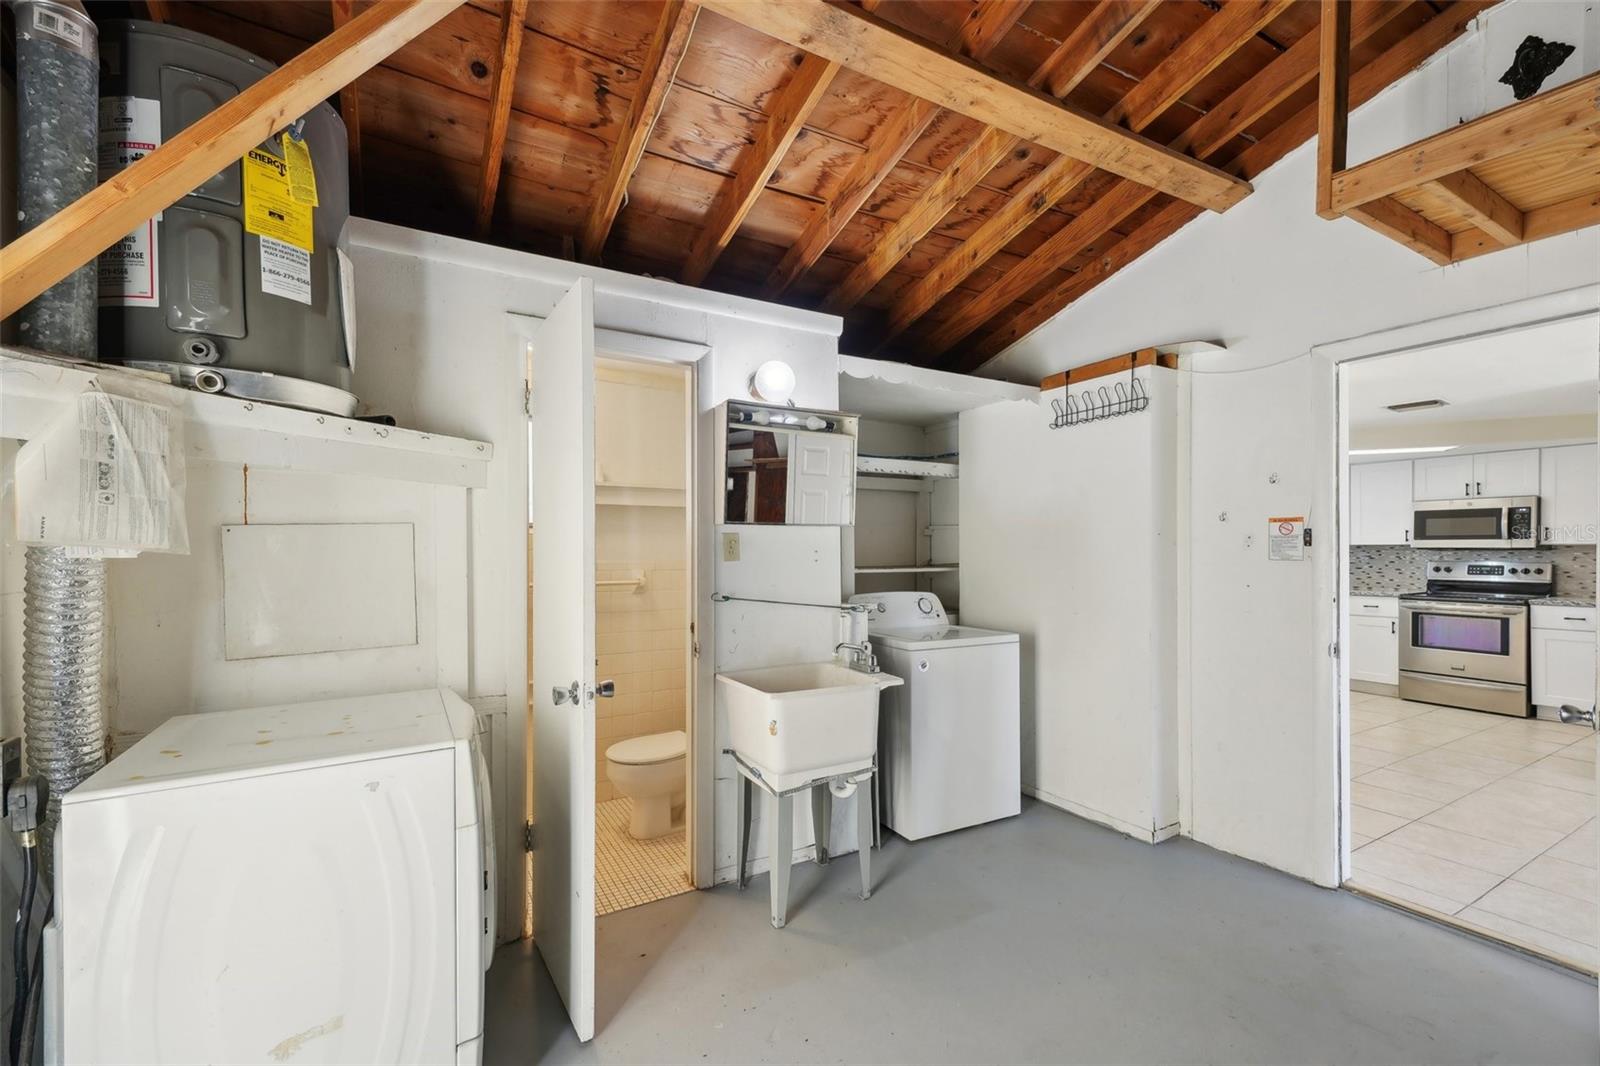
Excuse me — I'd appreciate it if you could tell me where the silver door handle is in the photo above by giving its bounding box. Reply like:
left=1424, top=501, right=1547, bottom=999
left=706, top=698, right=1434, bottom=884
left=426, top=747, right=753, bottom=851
left=1465, top=481, right=1470, bottom=495
left=552, top=681, right=580, bottom=706
left=1476, top=481, right=1482, bottom=496
left=595, top=679, right=616, bottom=698
left=1391, top=621, right=1396, bottom=634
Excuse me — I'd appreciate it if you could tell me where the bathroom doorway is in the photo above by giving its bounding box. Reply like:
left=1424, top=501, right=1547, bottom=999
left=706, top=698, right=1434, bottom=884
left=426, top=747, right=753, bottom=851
left=589, top=356, right=696, bottom=915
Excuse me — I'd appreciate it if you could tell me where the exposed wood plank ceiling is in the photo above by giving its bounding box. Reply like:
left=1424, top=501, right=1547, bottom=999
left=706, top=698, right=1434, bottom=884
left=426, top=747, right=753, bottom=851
left=150, top=0, right=1494, bottom=374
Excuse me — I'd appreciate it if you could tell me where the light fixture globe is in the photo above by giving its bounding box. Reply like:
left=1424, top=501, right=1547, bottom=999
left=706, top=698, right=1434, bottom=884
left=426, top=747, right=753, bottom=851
left=749, top=360, right=797, bottom=405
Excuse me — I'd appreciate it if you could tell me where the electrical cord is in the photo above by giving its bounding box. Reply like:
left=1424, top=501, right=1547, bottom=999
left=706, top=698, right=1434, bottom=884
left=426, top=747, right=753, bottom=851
left=15, top=898, right=48, bottom=1066
left=7, top=848, right=35, bottom=1066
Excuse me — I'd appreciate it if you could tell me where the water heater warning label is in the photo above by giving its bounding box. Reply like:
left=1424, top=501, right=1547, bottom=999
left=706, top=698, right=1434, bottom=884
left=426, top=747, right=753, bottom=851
left=97, top=97, right=161, bottom=307
left=243, top=147, right=314, bottom=252
left=260, top=237, right=311, bottom=305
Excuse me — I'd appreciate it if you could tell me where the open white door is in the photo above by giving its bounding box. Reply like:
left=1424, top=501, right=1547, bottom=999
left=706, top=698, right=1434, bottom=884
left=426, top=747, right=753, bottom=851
left=529, top=280, right=597, bottom=1041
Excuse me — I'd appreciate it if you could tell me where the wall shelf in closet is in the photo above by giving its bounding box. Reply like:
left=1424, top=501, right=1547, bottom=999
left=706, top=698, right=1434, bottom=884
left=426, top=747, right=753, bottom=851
left=595, top=485, right=686, bottom=507
left=855, top=565, right=959, bottom=575
left=856, top=455, right=958, bottom=479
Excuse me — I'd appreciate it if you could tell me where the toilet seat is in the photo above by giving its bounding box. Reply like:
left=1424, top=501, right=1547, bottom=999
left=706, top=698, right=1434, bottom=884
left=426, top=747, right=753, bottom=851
left=606, top=729, right=686, bottom=766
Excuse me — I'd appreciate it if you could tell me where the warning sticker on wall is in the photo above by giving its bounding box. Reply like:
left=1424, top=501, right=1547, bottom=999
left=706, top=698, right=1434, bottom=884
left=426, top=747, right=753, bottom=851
left=260, top=237, right=312, bottom=305
left=243, top=147, right=314, bottom=252
left=1268, top=516, right=1306, bottom=561
left=97, top=97, right=162, bottom=307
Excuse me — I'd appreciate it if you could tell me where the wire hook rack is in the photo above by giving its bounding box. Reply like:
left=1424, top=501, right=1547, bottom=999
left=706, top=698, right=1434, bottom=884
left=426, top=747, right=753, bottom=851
left=1049, top=367, right=1149, bottom=429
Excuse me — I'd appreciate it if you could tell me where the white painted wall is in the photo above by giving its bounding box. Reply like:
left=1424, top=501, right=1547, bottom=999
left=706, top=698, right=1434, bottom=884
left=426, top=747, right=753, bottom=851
left=342, top=223, right=853, bottom=884
left=979, top=1, right=1600, bottom=884
left=959, top=367, right=1179, bottom=841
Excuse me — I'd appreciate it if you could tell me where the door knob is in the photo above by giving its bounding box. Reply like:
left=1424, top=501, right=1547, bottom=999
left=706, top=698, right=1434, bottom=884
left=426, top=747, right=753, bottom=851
left=552, top=681, right=580, bottom=706
left=595, top=679, right=616, bottom=698
left=1558, top=705, right=1597, bottom=730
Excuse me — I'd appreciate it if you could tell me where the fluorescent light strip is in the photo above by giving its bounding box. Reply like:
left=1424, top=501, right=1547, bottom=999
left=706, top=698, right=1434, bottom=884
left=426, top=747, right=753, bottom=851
left=1349, top=446, right=1459, bottom=456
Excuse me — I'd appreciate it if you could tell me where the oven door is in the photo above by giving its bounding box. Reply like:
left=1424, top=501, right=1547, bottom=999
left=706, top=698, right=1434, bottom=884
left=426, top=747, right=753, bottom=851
left=1411, top=499, right=1510, bottom=548
left=1399, top=600, right=1527, bottom=684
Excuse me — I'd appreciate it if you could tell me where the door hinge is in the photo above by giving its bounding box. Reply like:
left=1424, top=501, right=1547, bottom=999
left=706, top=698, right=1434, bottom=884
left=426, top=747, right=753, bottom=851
left=523, top=382, right=532, bottom=417
left=1302, top=526, right=1313, bottom=547
left=1329, top=642, right=1340, bottom=658
left=523, top=820, right=535, bottom=852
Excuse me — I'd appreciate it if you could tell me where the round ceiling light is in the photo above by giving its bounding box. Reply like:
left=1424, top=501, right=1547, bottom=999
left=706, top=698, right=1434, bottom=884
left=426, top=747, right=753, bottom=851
left=749, top=360, right=797, bottom=405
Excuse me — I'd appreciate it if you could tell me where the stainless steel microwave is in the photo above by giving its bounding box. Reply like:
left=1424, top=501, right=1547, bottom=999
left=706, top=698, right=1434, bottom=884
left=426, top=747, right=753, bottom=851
left=1410, top=496, right=1539, bottom=548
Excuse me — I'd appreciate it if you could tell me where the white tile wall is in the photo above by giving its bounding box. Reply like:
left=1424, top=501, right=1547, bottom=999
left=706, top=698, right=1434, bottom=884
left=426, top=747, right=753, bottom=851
left=595, top=563, right=688, bottom=802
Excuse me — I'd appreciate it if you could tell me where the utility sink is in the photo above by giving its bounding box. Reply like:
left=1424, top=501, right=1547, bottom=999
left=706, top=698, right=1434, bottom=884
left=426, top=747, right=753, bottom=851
left=717, top=662, right=903, bottom=791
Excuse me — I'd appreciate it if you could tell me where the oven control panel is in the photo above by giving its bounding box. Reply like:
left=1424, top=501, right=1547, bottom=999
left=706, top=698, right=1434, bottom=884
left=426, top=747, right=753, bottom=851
left=1427, top=560, right=1549, bottom=580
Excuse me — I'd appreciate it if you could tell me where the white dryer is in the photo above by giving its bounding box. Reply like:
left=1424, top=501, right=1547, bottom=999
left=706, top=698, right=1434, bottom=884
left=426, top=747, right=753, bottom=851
left=850, top=592, right=1020, bottom=841
left=53, top=688, right=494, bottom=1065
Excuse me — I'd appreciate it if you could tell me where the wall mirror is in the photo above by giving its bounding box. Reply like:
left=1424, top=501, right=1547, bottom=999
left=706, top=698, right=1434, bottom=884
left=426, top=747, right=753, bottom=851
left=717, top=401, right=858, bottom=526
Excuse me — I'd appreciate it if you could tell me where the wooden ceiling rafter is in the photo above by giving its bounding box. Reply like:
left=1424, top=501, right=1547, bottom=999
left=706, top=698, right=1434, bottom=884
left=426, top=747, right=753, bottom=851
left=474, top=0, right=532, bottom=237
left=698, top=0, right=1252, bottom=212
left=1317, top=1, right=1600, bottom=267
left=0, top=0, right=464, bottom=319
left=329, top=0, right=363, bottom=213
left=679, top=52, right=842, bottom=286
left=758, top=0, right=1026, bottom=300
left=958, top=0, right=1496, bottom=371
left=819, top=0, right=1162, bottom=317
left=902, top=0, right=1297, bottom=361
left=579, top=0, right=701, bottom=263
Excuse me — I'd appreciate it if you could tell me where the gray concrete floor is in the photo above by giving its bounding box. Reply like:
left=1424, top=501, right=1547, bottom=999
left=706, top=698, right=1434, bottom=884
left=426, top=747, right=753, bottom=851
left=485, top=799, right=1598, bottom=1064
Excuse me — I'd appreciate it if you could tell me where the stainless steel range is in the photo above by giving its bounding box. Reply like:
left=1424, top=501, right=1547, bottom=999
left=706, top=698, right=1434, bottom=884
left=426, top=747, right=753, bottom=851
left=1397, top=560, right=1554, bottom=717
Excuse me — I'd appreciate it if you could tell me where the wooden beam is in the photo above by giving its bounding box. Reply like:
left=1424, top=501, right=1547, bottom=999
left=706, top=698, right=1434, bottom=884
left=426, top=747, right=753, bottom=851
left=1424, top=169, right=1524, bottom=244
left=698, top=0, right=1251, bottom=213
left=1317, top=0, right=1351, bottom=220
left=1332, top=70, right=1600, bottom=213
left=580, top=0, right=700, bottom=262
left=1453, top=189, right=1600, bottom=260
left=760, top=0, right=1022, bottom=298
left=474, top=0, right=530, bottom=236
left=1040, top=348, right=1167, bottom=391
left=0, top=0, right=464, bottom=320
left=330, top=0, right=364, bottom=214
left=889, top=0, right=1294, bottom=357
left=1344, top=196, right=1455, bottom=264
left=141, top=1, right=173, bottom=23
left=960, top=1, right=1495, bottom=371
left=819, top=0, right=1161, bottom=315
left=680, top=53, right=840, bottom=286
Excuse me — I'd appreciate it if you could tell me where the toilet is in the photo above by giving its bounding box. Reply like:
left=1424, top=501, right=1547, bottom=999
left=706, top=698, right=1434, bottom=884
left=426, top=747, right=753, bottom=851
left=605, top=730, right=687, bottom=839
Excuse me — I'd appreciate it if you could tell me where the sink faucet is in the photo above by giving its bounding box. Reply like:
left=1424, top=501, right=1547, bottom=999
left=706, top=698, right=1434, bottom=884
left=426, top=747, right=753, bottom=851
left=835, top=639, right=879, bottom=674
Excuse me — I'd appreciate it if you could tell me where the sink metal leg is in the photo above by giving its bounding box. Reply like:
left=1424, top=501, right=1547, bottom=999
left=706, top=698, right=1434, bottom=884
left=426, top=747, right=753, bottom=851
left=811, top=786, right=832, bottom=865
left=735, top=774, right=750, bottom=890
left=769, top=792, right=793, bottom=928
left=857, top=777, right=873, bottom=901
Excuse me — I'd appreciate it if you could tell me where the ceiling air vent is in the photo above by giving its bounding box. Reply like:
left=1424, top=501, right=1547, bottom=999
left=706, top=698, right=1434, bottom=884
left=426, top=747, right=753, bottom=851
left=1385, top=398, right=1449, bottom=413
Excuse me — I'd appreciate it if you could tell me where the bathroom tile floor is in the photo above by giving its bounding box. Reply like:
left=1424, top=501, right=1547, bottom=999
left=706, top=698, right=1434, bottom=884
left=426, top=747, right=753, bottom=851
left=1346, top=692, right=1597, bottom=971
left=595, top=798, right=693, bottom=916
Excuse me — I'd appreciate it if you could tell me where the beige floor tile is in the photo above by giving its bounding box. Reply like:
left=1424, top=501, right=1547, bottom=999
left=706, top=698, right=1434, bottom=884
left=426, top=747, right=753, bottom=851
left=1354, top=731, right=1437, bottom=757
left=1351, top=805, right=1409, bottom=839
left=1369, top=720, right=1488, bottom=744
left=1544, top=820, right=1598, bottom=869
left=1511, top=755, right=1597, bottom=797
left=1470, top=777, right=1595, bottom=832
left=1486, top=718, right=1594, bottom=743
left=1349, top=712, right=1395, bottom=733
left=595, top=797, right=693, bottom=917
left=1440, top=733, right=1563, bottom=764
left=1382, top=820, right=1548, bottom=877
left=1393, top=747, right=1529, bottom=782
left=1354, top=767, right=1476, bottom=805
left=1351, top=782, right=1443, bottom=820
left=1385, top=751, right=1508, bottom=790
left=1470, top=879, right=1598, bottom=947
left=1561, top=734, right=1598, bottom=758
left=1351, top=838, right=1504, bottom=908
left=1346, top=871, right=1464, bottom=917
left=1351, top=832, right=1374, bottom=849
left=1512, top=854, right=1598, bottom=904
left=1455, top=906, right=1599, bottom=971
left=1351, top=744, right=1405, bottom=770
left=1405, top=706, right=1505, bottom=732
left=1419, top=802, right=1568, bottom=853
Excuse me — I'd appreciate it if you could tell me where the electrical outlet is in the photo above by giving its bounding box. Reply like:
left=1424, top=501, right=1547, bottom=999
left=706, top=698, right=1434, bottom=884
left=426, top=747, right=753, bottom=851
left=1243, top=534, right=1254, bottom=550
left=721, top=532, right=740, bottom=562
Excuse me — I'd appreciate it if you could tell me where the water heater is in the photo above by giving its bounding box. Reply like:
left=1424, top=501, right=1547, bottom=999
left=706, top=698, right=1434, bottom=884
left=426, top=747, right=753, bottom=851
left=97, top=20, right=356, bottom=415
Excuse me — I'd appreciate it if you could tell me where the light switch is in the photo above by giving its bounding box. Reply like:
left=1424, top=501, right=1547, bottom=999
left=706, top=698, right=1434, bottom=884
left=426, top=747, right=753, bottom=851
left=721, top=532, right=740, bottom=562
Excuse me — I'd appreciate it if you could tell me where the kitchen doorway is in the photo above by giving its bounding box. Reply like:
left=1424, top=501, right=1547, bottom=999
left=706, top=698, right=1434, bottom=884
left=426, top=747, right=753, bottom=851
left=1331, top=303, right=1599, bottom=971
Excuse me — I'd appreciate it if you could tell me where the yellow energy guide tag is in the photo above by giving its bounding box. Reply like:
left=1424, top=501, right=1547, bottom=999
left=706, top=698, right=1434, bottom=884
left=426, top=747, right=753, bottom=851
left=243, top=147, right=314, bottom=252
left=281, top=132, right=318, bottom=207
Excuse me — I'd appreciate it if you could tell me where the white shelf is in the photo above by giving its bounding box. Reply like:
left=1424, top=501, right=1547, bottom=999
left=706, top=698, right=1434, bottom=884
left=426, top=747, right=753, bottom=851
left=854, top=565, right=959, bottom=574
left=856, top=455, right=958, bottom=479
left=595, top=484, right=685, bottom=507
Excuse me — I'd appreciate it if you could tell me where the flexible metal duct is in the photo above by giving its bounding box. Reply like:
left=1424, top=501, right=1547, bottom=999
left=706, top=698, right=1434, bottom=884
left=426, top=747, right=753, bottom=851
left=11, top=0, right=106, bottom=875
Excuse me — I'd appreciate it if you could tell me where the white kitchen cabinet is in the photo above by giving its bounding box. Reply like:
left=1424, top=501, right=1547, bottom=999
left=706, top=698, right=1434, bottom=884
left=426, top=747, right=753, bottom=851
left=1540, top=443, right=1598, bottom=545
left=1350, top=460, right=1412, bottom=545
left=1412, top=449, right=1540, bottom=500
left=1349, top=597, right=1399, bottom=686
left=1532, top=607, right=1596, bottom=712
left=1472, top=448, right=1540, bottom=498
left=595, top=373, right=686, bottom=490
left=1413, top=454, right=1476, bottom=501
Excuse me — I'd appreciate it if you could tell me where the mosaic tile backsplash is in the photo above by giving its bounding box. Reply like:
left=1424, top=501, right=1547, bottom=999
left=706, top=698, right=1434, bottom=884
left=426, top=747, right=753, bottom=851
left=1351, top=545, right=1597, bottom=599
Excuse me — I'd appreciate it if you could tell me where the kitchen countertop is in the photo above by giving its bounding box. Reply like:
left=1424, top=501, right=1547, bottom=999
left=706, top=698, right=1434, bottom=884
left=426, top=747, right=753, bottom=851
left=1532, top=596, right=1597, bottom=608
left=1351, top=587, right=1420, bottom=600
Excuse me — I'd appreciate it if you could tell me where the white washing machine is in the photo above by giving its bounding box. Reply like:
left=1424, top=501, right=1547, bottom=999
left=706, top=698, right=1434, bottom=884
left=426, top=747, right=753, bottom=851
left=52, top=688, right=494, bottom=1065
left=849, top=592, right=1020, bottom=841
